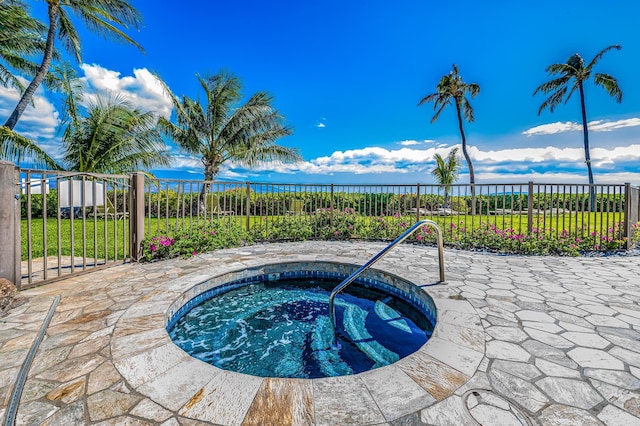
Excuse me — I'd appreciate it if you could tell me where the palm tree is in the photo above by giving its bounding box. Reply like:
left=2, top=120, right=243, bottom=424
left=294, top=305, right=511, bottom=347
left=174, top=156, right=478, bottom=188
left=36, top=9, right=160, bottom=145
left=534, top=45, right=622, bottom=212
left=0, top=2, right=49, bottom=92
left=0, top=2, right=62, bottom=167
left=3, top=0, right=143, bottom=131
left=158, top=71, right=302, bottom=208
left=419, top=64, right=480, bottom=213
left=432, top=147, right=461, bottom=208
left=59, top=68, right=170, bottom=173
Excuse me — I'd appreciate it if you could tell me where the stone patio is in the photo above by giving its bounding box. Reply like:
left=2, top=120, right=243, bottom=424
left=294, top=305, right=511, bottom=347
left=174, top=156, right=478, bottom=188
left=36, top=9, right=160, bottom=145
left=1, top=241, right=640, bottom=425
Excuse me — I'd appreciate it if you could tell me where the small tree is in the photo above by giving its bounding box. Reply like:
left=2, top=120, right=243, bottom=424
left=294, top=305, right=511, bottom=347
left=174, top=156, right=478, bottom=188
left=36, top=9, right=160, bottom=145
left=432, top=147, right=461, bottom=208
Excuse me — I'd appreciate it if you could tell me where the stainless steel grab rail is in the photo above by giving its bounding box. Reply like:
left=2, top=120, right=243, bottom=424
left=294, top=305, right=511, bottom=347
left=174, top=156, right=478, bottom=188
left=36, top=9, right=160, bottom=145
left=328, top=219, right=444, bottom=330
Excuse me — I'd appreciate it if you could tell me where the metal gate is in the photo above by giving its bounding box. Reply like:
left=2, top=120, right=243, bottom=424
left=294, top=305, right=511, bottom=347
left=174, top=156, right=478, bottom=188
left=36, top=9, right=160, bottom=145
left=18, top=169, right=131, bottom=289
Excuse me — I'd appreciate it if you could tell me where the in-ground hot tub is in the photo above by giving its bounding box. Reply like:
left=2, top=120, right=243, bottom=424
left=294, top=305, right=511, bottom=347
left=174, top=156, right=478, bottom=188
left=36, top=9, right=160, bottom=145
left=166, top=262, right=437, bottom=379
left=111, top=248, right=484, bottom=425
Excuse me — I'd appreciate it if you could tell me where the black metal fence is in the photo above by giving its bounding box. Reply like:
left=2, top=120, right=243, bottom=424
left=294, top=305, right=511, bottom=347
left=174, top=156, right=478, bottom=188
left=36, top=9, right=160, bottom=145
left=7, top=164, right=640, bottom=289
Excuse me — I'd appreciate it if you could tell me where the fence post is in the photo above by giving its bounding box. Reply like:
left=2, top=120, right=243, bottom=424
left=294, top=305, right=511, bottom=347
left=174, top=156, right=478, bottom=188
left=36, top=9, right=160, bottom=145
left=129, top=172, right=145, bottom=261
left=624, top=182, right=632, bottom=250
left=330, top=184, right=334, bottom=228
left=416, top=183, right=421, bottom=222
left=0, top=161, right=21, bottom=288
left=245, top=181, right=251, bottom=232
left=527, top=181, right=534, bottom=234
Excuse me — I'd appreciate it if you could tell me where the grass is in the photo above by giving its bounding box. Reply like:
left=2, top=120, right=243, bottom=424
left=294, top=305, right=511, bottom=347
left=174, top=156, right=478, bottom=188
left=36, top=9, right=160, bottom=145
left=22, top=211, right=627, bottom=261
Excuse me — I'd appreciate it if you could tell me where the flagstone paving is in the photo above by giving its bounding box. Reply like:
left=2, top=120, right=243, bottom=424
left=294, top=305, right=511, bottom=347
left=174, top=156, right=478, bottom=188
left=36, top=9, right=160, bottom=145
left=1, top=241, right=639, bottom=425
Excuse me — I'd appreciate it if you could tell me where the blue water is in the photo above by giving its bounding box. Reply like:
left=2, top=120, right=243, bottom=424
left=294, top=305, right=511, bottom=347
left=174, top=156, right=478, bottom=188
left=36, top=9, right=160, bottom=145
left=168, top=278, right=433, bottom=378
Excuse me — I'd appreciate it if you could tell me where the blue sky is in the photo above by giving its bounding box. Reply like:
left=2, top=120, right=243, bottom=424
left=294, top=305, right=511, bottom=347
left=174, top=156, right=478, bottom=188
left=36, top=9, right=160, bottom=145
left=2, top=0, right=640, bottom=184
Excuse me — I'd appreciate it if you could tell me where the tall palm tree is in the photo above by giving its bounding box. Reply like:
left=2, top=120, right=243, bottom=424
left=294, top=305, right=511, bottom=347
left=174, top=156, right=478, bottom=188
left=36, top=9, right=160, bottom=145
left=158, top=71, right=302, bottom=208
left=534, top=45, right=622, bottom=212
left=419, top=64, right=480, bottom=213
left=0, top=2, right=49, bottom=92
left=432, top=147, right=461, bottom=208
left=59, top=68, right=170, bottom=173
left=3, top=0, right=143, bottom=131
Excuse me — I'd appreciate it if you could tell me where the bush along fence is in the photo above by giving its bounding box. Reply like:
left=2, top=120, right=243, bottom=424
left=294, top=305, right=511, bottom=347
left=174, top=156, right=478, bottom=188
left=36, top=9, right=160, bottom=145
left=1, top=162, right=639, bottom=288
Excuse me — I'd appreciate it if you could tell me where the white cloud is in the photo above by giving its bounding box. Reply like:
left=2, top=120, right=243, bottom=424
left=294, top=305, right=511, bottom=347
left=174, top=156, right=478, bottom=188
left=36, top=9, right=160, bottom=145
left=0, top=77, right=60, bottom=141
left=398, top=139, right=436, bottom=146
left=315, top=122, right=326, bottom=128
left=523, top=118, right=640, bottom=136
left=80, top=64, right=173, bottom=118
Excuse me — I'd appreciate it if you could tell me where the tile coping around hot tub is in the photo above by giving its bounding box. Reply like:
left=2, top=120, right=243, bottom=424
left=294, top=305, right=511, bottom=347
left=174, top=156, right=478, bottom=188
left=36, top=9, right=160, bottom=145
left=110, top=260, right=485, bottom=426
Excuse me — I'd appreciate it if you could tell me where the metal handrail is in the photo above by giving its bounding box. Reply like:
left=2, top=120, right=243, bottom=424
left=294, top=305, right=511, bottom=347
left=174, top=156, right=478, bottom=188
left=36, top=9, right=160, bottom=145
left=328, top=219, right=445, bottom=330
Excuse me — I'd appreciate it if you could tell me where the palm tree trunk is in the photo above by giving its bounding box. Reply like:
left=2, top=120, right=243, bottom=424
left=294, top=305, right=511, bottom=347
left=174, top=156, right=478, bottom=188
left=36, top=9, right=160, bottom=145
left=456, top=103, right=476, bottom=214
left=199, top=159, right=219, bottom=215
left=578, top=82, right=596, bottom=212
left=3, top=4, right=58, bottom=130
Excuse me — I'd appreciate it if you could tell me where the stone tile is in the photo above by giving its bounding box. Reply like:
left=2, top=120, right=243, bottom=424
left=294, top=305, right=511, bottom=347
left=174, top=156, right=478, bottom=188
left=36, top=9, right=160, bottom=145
left=515, top=310, right=555, bottom=323
left=178, top=370, right=263, bottom=426
left=420, top=395, right=476, bottom=425
left=563, top=332, right=611, bottom=349
left=586, top=315, right=630, bottom=328
left=312, top=375, right=385, bottom=426
left=129, top=399, right=173, bottom=423
left=590, top=380, right=640, bottom=418
left=114, top=343, right=187, bottom=388
left=485, top=326, right=528, bottom=343
left=568, top=348, right=625, bottom=370
left=138, top=358, right=219, bottom=411
left=39, top=401, right=85, bottom=426
left=584, top=369, right=640, bottom=390
left=420, top=337, right=483, bottom=377
left=86, top=389, right=142, bottom=421
left=538, top=404, right=603, bottom=426
left=522, top=321, right=563, bottom=333
left=597, top=404, right=640, bottom=426
left=432, top=298, right=477, bottom=315
left=488, top=369, right=548, bottom=413
left=29, top=345, right=73, bottom=376
left=535, top=359, right=581, bottom=378
left=361, top=365, right=434, bottom=421
left=0, top=366, right=18, bottom=389
left=437, top=310, right=483, bottom=331
left=536, top=377, right=602, bottom=409
left=242, top=378, right=313, bottom=426
left=398, top=351, right=468, bottom=401
left=87, top=361, right=122, bottom=395
left=111, top=328, right=168, bottom=359
left=20, top=379, right=58, bottom=402
left=36, top=353, right=105, bottom=382
left=492, top=360, right=542, bottom=381
left=486, top=341, right=531, bottom=362
left=432, top=322, right=484, bottom=352
left=525, top=328, right=574, bottom=349
left=15, top=401, right=59, bottom=425
left=92, top=415, right=154, bottom=425
left=45, top=377, right=86, bottom=404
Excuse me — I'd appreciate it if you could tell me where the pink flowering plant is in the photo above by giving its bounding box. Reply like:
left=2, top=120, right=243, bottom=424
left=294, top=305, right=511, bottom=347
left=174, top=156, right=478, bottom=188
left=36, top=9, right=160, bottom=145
left=141, top=220, right=253, bottom=261
left=411, top=220, right=628, bottom=255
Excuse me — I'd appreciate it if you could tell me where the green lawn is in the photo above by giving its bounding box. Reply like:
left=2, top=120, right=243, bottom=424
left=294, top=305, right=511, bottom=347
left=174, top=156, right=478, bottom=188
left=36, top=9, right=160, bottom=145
left=22, top=211, right=627, bottom=261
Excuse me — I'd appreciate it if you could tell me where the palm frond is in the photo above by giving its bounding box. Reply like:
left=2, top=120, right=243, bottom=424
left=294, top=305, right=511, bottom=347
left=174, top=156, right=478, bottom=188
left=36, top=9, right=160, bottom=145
left=0, top=127, right=61, bottom=169
left=586, top=45, right=621, bottom=70
left=57, top=8, right=82, bottom=62
left=537, top=86, right=567, bottom=114
left=533, top=75, right=570, bottom=95
left=72, top=3, right=143, bottom=52
left=594, top=73, right=622, bottom=103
